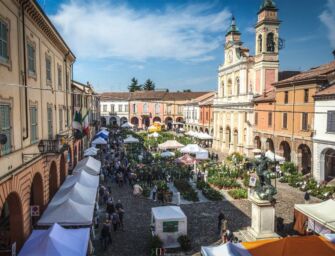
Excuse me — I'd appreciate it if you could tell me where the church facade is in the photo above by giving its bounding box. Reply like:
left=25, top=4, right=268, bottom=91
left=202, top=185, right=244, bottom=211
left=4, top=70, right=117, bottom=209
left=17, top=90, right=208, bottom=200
left=213, top=0, right=280, bottom=157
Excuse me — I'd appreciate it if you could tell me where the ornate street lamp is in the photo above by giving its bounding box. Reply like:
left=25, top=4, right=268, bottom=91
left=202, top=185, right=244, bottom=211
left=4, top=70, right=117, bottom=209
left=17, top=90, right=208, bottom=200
left=38, top=140, right=46, bottom=153
left=0, top=134, right=7, bottom=145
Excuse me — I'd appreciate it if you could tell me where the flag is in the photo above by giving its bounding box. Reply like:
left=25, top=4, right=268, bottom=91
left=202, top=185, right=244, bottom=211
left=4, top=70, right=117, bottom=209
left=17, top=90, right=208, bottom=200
left=82, top=110, right=90, bottom=136
left=72, top=108, right=82, bottom=131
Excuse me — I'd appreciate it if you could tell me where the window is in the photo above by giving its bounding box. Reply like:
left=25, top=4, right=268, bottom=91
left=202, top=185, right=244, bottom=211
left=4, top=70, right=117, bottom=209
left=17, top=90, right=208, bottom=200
left=47, top=106, right=53, bottom=139
left=27, top=43, right=36, bottom=75
left=268, top=112, right=272, bottom=127
left=266, top=32, right=275, bottom=52
left=178, top=106, right=182, bottom=114
left=284, top=91, right=289, bottom=104
left=111, top=104, right=115, bottom=113
left=228, top=79, right=232, bottom=96
left=327, top=111, right=335, bottom=132
left=46, top=55, right=52, bottom=83
left=236, top=78, right=240, bottom=95
left=118, top=105, right=122, bottom=112
left=258, top=34, right=262, bottom=53
left=221, top=82, right=224, bottom=97
left=255, top=112, right=258, bottom=125
left=302, top=113, right=308, bottom=131
left=304, top=89, right=309, bottom=103
left=244, top=112, right=248, bottom=122
left=132, top=104, right=136, bottom=113
left=0, top=104, right=11, bottom=154
left=155, top=103, right=160, bottom=114
left=283, top=113, right=288, bottom=129
left=0, top=20, right=9, bottom=62
left=163, top=221, right=178, bottom=233
left=125, top=104, right=128, bottom=112
left=57, top=65, right=62, bottom=90
left=103, top=104, right=107, bottom=112
left=59, top=108, right=63, bottom=132
left=30, top=106, right=38, bottom=143
left=143, top=103, right=148, bottom=113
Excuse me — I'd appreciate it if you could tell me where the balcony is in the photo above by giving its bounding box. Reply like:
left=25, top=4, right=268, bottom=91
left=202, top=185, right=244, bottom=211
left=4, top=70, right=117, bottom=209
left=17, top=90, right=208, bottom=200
left=38, top=139, right=68, bottom=154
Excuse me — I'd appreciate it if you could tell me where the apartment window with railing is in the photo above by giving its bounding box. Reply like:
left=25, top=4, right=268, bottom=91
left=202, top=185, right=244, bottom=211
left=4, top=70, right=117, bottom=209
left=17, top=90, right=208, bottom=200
left=111, top=104, right=115, bottom=113
left=283, top=112, right=288, bottom=129
left=0, top=104, right=11, bottom=155
left=284, top=91, right=289, bottom=104
left=118, top=104, right=122, bottom=112
left=27, top=43, right=36, bottom=76
left=125, top=104, right=128, bottom=112
left=103, top=104, right=107, bottom=112
left=132, top=104, right=137, bottom=113
left=59, top=108, right=63, bottom=132
left=47, top=106, right=53, bottom=139
left=30, top=106, right=38, bottom=143
left=302, top=113, right=308, bottom=131
left=0, top=19, right=9, bottom=63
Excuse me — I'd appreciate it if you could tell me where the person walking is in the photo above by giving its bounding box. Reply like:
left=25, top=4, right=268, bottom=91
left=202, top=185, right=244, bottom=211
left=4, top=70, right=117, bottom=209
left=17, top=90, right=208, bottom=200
left=152, top=185, right=158, bottom=201
left=111, top=211, right=120, bottom=232
left=304, top=191, right=310, bottom=204
left=100, top=220, right=111, bottom=250
left=218, top=211, right=225, bottom=233
left=220, top=218, right=228, bottom=243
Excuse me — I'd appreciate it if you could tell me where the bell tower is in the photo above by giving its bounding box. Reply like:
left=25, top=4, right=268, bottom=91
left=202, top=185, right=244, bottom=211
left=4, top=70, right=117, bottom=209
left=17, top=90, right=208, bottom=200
left=254, top=0, right=280, bottom=94
left=224, top=16, right=242, bottom=66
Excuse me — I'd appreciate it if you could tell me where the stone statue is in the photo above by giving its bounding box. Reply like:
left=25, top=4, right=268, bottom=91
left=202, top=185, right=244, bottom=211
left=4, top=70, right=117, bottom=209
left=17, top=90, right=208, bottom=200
left=254, top=153, right=277, bottom=201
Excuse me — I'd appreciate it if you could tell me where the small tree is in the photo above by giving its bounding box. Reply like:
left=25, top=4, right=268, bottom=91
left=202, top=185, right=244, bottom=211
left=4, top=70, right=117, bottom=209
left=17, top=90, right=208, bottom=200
left=128, top=77, right=142, bottom=92
left=183, top=89, right=191, bottom=92
left=143, top=79, right=155, bottom=91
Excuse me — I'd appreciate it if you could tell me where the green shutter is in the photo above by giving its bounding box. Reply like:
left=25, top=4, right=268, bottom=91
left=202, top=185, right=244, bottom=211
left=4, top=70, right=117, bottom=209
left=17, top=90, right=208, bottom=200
left=0, top=104, right=11, bottom=154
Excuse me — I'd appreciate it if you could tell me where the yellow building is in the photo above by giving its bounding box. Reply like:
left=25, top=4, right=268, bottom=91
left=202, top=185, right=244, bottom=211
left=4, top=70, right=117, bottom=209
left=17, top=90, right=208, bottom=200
left=0, top=0, right=77, bottom=251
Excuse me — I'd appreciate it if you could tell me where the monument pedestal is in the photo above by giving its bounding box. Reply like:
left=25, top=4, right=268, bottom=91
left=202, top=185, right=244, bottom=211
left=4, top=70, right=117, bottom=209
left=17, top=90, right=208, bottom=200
left=241, top=194, right=280, bottom=241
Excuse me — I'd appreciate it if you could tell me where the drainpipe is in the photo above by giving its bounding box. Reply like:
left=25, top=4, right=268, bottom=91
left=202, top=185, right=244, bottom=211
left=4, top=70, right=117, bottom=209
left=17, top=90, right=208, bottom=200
left=22, top=0, right=29, bottom=140
left=64, top=51, right=69, bottom=130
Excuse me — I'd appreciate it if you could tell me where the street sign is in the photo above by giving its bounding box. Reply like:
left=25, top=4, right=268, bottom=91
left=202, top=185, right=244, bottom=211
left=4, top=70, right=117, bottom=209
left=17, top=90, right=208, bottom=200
left=30, top=205, right=40, bottom=217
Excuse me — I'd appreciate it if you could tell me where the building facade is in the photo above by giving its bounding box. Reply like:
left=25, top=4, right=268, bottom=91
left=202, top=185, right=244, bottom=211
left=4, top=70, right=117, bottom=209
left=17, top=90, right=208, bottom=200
left=213, top=0, right=280, bottom=156
left=0, top=0, right=77, bottom=251
left=100, top=92, right=130, bottom=127
left=313, top=84, right=335, bottom=182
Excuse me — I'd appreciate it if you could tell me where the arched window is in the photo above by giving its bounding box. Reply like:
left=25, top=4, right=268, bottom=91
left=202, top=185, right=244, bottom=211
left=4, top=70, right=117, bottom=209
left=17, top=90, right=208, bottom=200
left=143, top=103, right=148, bottom=113
left=258, top=34, right=262, bottom=53
left=227, top=79, right=232, bottom=96
left=267, top=33, right=275, bottom=52
left=221, top=82, right=225, bottom=97
left=236, top=77, right=240, bottom=95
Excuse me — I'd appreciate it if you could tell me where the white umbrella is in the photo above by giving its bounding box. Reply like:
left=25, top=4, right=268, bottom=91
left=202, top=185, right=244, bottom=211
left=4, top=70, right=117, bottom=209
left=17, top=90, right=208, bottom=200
left=195, top=148, right=209, bottom=160
left=158, top=140, right=184, bottom=150
left=121, top=122, right=133, bottom=128
left=179, top=144, right=203, bottom=154
left=161, top=151, right=175, bottom=158
left=124, top=135, right=139, bottom=144
left=185, top=131, right=196, bottom=136
left=255, top=150, right=286, bottom=163
left=91, top=137, right=107, bottom=146
left=197, top=132, right=212, bottom=140
left=84, top=150, right=97, bottom=157
left=148, top=132, right=160, bottom=138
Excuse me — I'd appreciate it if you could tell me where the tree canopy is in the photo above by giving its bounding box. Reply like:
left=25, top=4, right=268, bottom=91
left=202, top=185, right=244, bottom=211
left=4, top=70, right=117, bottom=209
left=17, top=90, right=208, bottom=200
left=128, top=77, right=142, bottom=92
left=143, top=79, right=155, bottom=91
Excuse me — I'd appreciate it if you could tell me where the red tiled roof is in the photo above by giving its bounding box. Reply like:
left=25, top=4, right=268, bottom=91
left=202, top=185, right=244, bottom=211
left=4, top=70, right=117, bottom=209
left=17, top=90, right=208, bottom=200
left=162, top=92, right=211, bottom=101
left=275, top=60, right=335, bottom=86
left=253, top=90, right=275, bottom=103
left=315, top=84, right=335, bottom=98
left=130, top=91, right=167, bottom=100
left=100, top=92, right=131, bottom=101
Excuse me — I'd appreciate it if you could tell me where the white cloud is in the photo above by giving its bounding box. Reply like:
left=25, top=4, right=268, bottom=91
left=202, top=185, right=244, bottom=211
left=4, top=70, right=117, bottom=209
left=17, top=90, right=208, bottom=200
left=320, top=0, right=335, bottom=48
left=51, top=1, right=231, bottom=62
left=245, top=26, right=255, bottom=34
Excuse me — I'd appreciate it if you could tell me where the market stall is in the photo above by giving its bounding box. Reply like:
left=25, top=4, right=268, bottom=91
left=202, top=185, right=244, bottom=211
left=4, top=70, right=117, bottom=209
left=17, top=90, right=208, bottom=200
left=61, top=171, right=99, bottom=189
left=151, top=206, right=187, bottom=248
left=124, top=135, right=139, bottom=144
left=294, top=199, right=335, bottom=235
left=73, top=156, right=101, bottom=176
left=91, top=137, right=107, bottom=147
left=158, top=140, right=184, bottom=150
left=19, top=223, right=90, bottom=256
left=161, top=151, right=175, bottom=158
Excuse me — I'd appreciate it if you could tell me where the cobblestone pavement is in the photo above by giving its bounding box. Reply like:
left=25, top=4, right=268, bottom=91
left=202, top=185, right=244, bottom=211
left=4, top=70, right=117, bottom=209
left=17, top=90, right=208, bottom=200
left=95, top=179, right=322, bottom=256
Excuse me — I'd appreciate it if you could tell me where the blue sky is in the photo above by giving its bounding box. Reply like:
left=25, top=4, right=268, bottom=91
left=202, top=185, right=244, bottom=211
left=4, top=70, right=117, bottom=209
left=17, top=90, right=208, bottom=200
left=38, top=0, right=335, bottom=92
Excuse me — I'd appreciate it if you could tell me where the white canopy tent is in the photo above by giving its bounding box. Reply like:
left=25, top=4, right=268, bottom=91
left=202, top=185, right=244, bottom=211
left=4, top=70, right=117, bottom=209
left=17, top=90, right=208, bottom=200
left=96, top=130, right=109, bottom=136
left=295, top=199, right=335, bottom=232
left=73, top=156, right=101, bottom=176
left=85, top=146, right=99, bottom=153
left=195, top=148, right=209, bottom=160
left=38, top=198, right=95, bottom=226
left=185, top=131, right=196, bottom=136
left=84, top=148, right=97, bottom=157
left=196, top=132, right=212, bottom=140
left=201, top=243, right=251, bottom=256
left=161, top=151, right=175, bottom=158
left=19, top=223, right=90, bottom=256
left=61, top=171, right=99, bottom=189
left=180, top=144, right=203, bottom=154
left=148, top=132, right=160, bottom=138
left=255, top=150, right=285, bottom=163
left=151, top=206, right=187, bottom=248
left=50, top=182, right=97, bottom=206
left=91, top=137, right=107, bottom=146
left=121, top=122, right=134, bottom=128
left=158, top=140, right=184, bottom=150
left=124, top=135, right=139, bottom=144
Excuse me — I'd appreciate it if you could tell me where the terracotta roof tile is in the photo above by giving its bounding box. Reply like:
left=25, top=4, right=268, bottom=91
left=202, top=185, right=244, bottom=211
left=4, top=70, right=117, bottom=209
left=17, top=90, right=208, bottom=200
left=253, top=90, right=275, bottom=103
left=315, top=84, right=335, bottom=97
left=275, top=60, right=335, bottom=86
left=100, top=92, right=131, bottom=101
